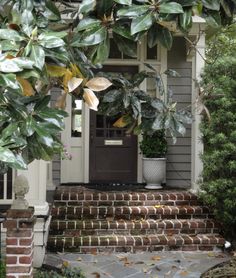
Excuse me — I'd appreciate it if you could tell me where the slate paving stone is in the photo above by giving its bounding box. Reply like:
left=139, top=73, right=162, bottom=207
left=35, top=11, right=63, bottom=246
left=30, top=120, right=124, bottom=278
left=44, top=251, right=231, bottom=278
left=100, top=262, right=139, bottom=278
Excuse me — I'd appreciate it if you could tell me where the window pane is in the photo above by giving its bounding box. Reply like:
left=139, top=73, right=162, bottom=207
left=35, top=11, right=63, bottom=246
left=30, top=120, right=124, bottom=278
left=147, top=45, right=158, bottom=60
left=71, top=99, right=82, bottom=137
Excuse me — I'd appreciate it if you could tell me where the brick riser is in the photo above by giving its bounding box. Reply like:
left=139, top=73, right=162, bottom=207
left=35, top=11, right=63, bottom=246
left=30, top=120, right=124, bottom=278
left=47, top=187, right=225, bottom=253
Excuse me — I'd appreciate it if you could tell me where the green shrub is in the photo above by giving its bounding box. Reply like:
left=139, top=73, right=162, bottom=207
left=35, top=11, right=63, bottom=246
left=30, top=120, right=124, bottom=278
left=199, top=56, right=236, bottom=241
left=140, top=130, right=167, bottom=158
left=35, top=265, right=86, bottom=278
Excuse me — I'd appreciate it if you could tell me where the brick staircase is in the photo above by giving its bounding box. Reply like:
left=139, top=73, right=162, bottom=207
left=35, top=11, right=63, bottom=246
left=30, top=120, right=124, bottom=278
left=47, top=186, right=225, bottom=253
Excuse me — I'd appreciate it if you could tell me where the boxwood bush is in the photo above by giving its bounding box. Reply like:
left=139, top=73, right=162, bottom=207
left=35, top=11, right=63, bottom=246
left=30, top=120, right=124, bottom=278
left=199, top=56, right=236, bottom=243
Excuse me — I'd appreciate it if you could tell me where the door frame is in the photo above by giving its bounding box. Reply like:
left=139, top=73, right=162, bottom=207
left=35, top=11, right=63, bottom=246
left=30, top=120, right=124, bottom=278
left=61, top=41, right=167, bottom=183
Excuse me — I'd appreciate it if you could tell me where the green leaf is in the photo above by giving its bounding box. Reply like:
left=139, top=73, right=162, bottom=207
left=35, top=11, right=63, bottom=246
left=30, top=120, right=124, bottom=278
left=0, top=40, right=19, bottom=51
left=93, top=36, right=110, bottom=64
left=113, top=33, right=137, bottom=57
left=79, top=0, right=96, bottom=14
left=1, top=123, right=18, bottom=141
left=151, top=98, right=165, bottom=112
left=147, top=24, right=159, bottom=48
left=220, top=0, right=232, bottom=17
left=0, top=74, right=19, bottom=89
left=131, top=13, right=153, bottom=35
left=0, top=146, right=16, bottom=163
left=112, top=22, right=133, bottom=40
left=103, top=90, right=122, bottom=102
left=117, top=5, right=149, bottom=17
left=76, top=18, right=102, bottom=31
left=0, top=60, right=22, bottom=73
left=159, top=2, right=184, bottom=14
left=179, top=8, right=192, bottom=32
left=177, top=0, right=197, bottom=7
left=114, top=0, right=132, bottom=5
left=77, top=26, right=107, bottom=46
left=164, top=69, right=181, bottom=77
left=13, top=58, right=34, bottom=69
left=205, top=11, right=222, bottom=28
left=21, top=9, right=34, bottom=27
left=30, top=45, right=45, bottom=70
left=156, top=26, right=173, bottom=50
left=9, top=153, right=27, bottom=170
left=0, top=29, right=23, bottom=41
left=202, top=0, right=221, bottom=11
left=39, top=33, right=65, bottom=48
left=44, top=0, right=61, bottom=20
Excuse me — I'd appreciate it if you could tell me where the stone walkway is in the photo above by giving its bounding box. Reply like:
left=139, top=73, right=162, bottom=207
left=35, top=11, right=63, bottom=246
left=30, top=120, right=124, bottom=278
left=44, top=251, right=230, bottom=278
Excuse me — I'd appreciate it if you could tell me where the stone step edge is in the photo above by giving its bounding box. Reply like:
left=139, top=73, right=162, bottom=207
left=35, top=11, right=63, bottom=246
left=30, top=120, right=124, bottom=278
left=54, top=191, right=198, bottom=202
left=50, top=219, right=220, bottom=231
left=47, top=234, right=225, bottom=248
left=51, top=205, right=211, bottom=217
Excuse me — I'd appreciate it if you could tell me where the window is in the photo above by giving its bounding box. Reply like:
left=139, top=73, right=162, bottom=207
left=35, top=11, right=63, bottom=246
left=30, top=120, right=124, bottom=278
left=71, top=99, right=82, bottom=137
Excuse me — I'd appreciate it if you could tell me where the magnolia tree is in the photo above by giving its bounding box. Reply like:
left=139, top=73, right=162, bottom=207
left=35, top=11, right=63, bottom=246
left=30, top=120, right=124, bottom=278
left=0, top=0, right=235, bottom=173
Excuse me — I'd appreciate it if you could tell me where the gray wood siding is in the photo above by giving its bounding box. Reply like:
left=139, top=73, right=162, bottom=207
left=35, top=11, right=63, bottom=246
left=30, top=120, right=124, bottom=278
left=166, top=37, right=192, bottom=188
left=51, top=88, right=61, bottom=187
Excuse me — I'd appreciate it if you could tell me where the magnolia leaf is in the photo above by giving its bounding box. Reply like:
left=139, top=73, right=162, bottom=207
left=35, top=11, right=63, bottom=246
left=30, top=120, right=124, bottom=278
left=113, top=116, right=129, bottom=128
left=131, top=13, right=153, bottom=35
left=159, top=2, right=184, bottom=14
left=0, top=59, right=22, bottom=73
left=114, top=0, right=132, bottom=5
left=70, top=64, right=83, bottom=78
left=55, top=92, right=67, bottom=109
left=0, top=73, right=19, bottom=89
left=46, top=64, right=67, bottom=77
left=16, top=76, right=35, bottom=96
left=68, top=77, right=83, bottom=93
left=86, top=77, right=112, bottom=92
left=83, top=88, right=99, bottom=111
left=63, top=69, right=73, bottom=92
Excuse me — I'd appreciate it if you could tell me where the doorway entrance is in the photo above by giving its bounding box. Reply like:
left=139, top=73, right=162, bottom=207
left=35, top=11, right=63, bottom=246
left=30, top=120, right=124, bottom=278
left=89, top=65, right=138, bottom=183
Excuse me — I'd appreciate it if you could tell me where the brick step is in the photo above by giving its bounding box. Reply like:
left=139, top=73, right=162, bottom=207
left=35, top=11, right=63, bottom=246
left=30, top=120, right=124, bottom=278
left=53, top=198, right=200, bottom=207
left=54, top=188, right=198, bottom=203
left=50, top=219, right=220, bottom=236
left=47, top=234, right=225, bottom=253
left=51, top=205, right=212, bottom=220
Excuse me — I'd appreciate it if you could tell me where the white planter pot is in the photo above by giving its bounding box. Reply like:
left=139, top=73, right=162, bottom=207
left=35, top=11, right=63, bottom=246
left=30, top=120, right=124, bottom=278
left=142, top=157, right=166, bottom=189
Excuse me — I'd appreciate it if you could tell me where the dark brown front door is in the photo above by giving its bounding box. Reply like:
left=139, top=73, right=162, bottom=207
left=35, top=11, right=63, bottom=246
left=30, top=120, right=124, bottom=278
left=89, top=65, right=138, bottom=183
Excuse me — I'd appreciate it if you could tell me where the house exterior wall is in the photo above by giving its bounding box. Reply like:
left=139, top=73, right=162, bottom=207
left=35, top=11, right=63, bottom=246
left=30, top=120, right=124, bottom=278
left=51, top=38, right=194, bottom=188
left=166, top=37, right=192, bottom=188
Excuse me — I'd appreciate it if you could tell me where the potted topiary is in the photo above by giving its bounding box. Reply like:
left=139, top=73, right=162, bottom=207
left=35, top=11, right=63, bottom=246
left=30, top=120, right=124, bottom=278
left=140, top=130, right=167, bottom=189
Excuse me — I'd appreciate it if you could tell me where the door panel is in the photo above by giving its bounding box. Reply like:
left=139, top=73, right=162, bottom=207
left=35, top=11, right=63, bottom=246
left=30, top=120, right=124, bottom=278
left=89, top=65, right=138, bottom=183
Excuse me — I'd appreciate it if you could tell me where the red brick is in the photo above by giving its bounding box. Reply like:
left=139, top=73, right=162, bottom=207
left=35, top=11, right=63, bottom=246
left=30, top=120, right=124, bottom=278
left=4, top=220, right=18, bottom=229
left=19, top=256, right=33, bottom=265
left=6, top=247, right=31, bottom=255
left=6, top=256, right=17, bottom=264
left=182, top=245, right=198, bottom=251
left=6, top=238, right=18, bottom=245
left=19, top=238, right=33, bottom=246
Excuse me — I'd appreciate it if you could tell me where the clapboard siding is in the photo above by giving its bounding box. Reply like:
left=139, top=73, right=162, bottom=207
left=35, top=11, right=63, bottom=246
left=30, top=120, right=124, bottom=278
left=51, top=88, right=62, bottom=187
left=166, top=37, right=192, bottom=188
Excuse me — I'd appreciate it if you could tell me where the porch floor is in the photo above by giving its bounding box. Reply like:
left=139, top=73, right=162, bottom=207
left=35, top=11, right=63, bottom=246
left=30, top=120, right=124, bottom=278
left=47, top=185, right=225, bottom=253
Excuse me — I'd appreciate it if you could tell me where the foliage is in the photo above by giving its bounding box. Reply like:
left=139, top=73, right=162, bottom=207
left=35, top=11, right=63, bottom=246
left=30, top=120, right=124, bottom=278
left=0, top=0, right=235, bottom=172
left=35, top=264, right=85, bottom=278
left=199, top=55, right=236, bottom=240
left=98, top=66, right=192, bottom=142
left=0, top=259, right=6, bottom=278
left=140, top=130, right=167, bottom=158
left=206, top=20, right=236, bottom=62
